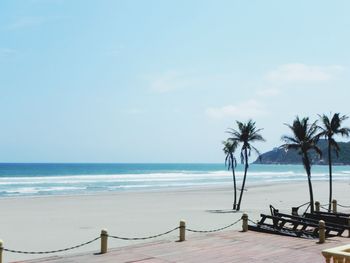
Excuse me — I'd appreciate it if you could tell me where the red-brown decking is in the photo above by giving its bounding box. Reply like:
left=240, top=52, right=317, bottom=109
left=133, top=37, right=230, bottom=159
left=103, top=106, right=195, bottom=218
left=17, top=231, right=349, bottom=263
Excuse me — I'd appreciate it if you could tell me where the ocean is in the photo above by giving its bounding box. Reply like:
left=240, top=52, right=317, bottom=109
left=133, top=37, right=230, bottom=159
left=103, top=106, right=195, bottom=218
left=0, top=163, right=349, bottom=197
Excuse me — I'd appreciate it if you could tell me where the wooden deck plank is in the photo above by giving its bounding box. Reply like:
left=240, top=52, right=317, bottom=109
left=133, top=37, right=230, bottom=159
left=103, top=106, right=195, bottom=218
left=16, top=230, right=350, bottom=263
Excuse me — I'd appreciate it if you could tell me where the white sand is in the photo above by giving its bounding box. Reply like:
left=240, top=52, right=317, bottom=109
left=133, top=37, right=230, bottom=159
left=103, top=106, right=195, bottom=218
left=1, top=181, right=349, bottom=262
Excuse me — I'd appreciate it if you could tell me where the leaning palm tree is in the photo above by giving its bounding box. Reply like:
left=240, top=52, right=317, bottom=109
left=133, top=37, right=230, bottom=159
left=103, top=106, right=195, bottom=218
left=281, top=116, right=322, bottom=213
left=223, top=140, right=238, bottom=210
left=317, top=113, right=350, bottom=211
left=227, top=120, right=265, bottom=211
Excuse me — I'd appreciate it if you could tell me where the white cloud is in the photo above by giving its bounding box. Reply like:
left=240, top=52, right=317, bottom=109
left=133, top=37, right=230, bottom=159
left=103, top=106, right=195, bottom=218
left=148, top=70, right=193, bottom=93
left=265, top=63, right=344, bottom=82
left=206, top=99, right=267, bottom=119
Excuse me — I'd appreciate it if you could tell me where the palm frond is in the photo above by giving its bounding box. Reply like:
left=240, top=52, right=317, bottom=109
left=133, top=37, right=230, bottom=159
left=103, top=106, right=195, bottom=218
left=337, top=127, right=350, bottom=137
left=249, top=133, right=265, bottom=142
left=282, top=116, right=321, bottom=160
left=240, top=150, right=244, bottom=165
left=281, top=135, right=299, bottom=144
left=226, top=120, right=264, bottom=164
left=311, top=145, right=323, bottom=158
left=251, top=145, right=262, bottom=161
left=281, top=143, right=301, bottom=151
left=329, top=137, right=340, bottom=157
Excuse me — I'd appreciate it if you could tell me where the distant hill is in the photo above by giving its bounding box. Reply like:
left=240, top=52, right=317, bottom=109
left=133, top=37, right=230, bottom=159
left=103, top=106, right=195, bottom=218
left=254, top=140, right=350, bottom=165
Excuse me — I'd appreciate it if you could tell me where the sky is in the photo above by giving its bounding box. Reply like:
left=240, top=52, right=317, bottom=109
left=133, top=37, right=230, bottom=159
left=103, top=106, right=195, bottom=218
left=0, top=0, right=350, bottom=163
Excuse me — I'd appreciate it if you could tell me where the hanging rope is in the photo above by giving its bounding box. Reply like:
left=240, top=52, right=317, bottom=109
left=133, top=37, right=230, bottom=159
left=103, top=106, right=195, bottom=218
left=108, top=227, right=179, bottom=241
left=4, top=237, right=100, bottom=254
left=187, top=218, right=242, bottom=233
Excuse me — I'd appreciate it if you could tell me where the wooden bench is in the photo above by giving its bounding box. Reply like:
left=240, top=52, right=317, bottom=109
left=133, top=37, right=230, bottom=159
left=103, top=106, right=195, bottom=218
left=249, top=214, right=318, bottom=238
left=270, top=205, right=347, bottom=237
left=304, top=212, right=350, bottom=236
left=248, top=223, right=315, bottom=239
left=249, top=213, right=345, bottom=239
left=273, top=211, right=347, bottom=237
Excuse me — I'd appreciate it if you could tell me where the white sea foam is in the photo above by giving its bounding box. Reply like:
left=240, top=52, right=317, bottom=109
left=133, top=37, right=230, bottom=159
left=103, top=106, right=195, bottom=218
left=0, top=166, right=349, bottom=197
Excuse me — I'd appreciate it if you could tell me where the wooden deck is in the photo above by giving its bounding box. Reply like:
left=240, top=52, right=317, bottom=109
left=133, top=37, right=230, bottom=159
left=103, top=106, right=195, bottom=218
left=18, top=231, right=350, bottom=263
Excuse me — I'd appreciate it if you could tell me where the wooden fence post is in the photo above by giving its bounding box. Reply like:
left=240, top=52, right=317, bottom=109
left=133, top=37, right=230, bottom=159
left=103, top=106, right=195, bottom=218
left=315, top=201, right=320, bottom=212
left=179, top=220, right=186, bottom=242
left=242, top=213, right=248, bottom=232
left=332, top=200, right=337, bottom=213
left=319, top=220, right=325, bottom=244
left=100, top=229, right=108, bottom=254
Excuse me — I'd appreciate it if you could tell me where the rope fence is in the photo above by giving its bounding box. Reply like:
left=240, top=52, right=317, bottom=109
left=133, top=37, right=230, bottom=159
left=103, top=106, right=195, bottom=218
left=315, top=200, right=350, bottom=213
left=337, top=203, right=350, bottom=209
left=3, top=237, right=101, bottom=255
left=296, top=202, right=310, bottom=209
left=248, top=218, right=258, bottom=226
left=320, top=204, right=329, bottom=211
left=292, top=202, right=311, bottom=216
left=0, top=215, right=247, bottom=262
left=187, top=218, right=242, bottom=233
left=108, top=227, right=180, bottom=241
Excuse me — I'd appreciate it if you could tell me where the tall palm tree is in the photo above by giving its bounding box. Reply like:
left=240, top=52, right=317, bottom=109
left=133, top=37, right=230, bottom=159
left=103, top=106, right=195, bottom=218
left=281, top=116, right=322, bottom=213
left=317, top=113, right=350, bottom=211
left=223, top=140, right=238, bottom=210
left=227, top=120, right=265, bottom=211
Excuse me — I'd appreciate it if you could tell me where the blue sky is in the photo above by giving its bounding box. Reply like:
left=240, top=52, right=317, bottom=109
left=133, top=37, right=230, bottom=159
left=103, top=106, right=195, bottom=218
left=1, top=0, right=350, bottom=163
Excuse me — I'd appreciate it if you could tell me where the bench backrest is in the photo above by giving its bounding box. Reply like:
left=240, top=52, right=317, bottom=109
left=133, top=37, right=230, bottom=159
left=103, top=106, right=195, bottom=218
left=304, top=213, right=350, bottom=226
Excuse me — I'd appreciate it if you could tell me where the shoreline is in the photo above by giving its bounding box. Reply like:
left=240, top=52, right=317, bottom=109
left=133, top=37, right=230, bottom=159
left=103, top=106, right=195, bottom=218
left=1, top=177, right=349, bottom=201
left=1, top=181, right=349, bottom=262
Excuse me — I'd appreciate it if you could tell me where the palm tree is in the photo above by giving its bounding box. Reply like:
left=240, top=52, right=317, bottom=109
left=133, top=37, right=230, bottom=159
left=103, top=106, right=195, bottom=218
left=223, top=140, right=238, bottom=210
left=317, top=113, right=350, bottom=211
left=227, top=120, right=265, bottom=211
left=281, top=116, right=322, bottom=213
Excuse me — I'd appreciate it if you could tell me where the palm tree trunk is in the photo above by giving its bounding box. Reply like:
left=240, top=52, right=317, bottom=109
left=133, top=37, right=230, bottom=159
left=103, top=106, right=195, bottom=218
left=304, top=154, right=314, bottom=213
left=237, top=148, right=248, bottom=211
left=231, top=155, right=237, bottom=210
left=328, top=140, right=332, bottom=212
left=232, top=168, right=237, bottom=210
left=306, top=170, right=315, bottom=213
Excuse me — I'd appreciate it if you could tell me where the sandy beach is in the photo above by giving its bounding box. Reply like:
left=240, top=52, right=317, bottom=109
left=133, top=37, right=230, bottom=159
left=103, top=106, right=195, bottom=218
left=1, top=181, right=349, bottom=262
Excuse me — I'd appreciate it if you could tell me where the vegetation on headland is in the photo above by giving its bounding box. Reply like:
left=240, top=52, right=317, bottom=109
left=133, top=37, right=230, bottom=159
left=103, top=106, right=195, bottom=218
left=254, top=139, right=350, bottom=165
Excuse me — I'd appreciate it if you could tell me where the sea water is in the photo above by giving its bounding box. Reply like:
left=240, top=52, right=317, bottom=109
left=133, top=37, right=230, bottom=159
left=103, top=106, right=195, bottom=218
left=0, top=163, right=349, bottom=197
